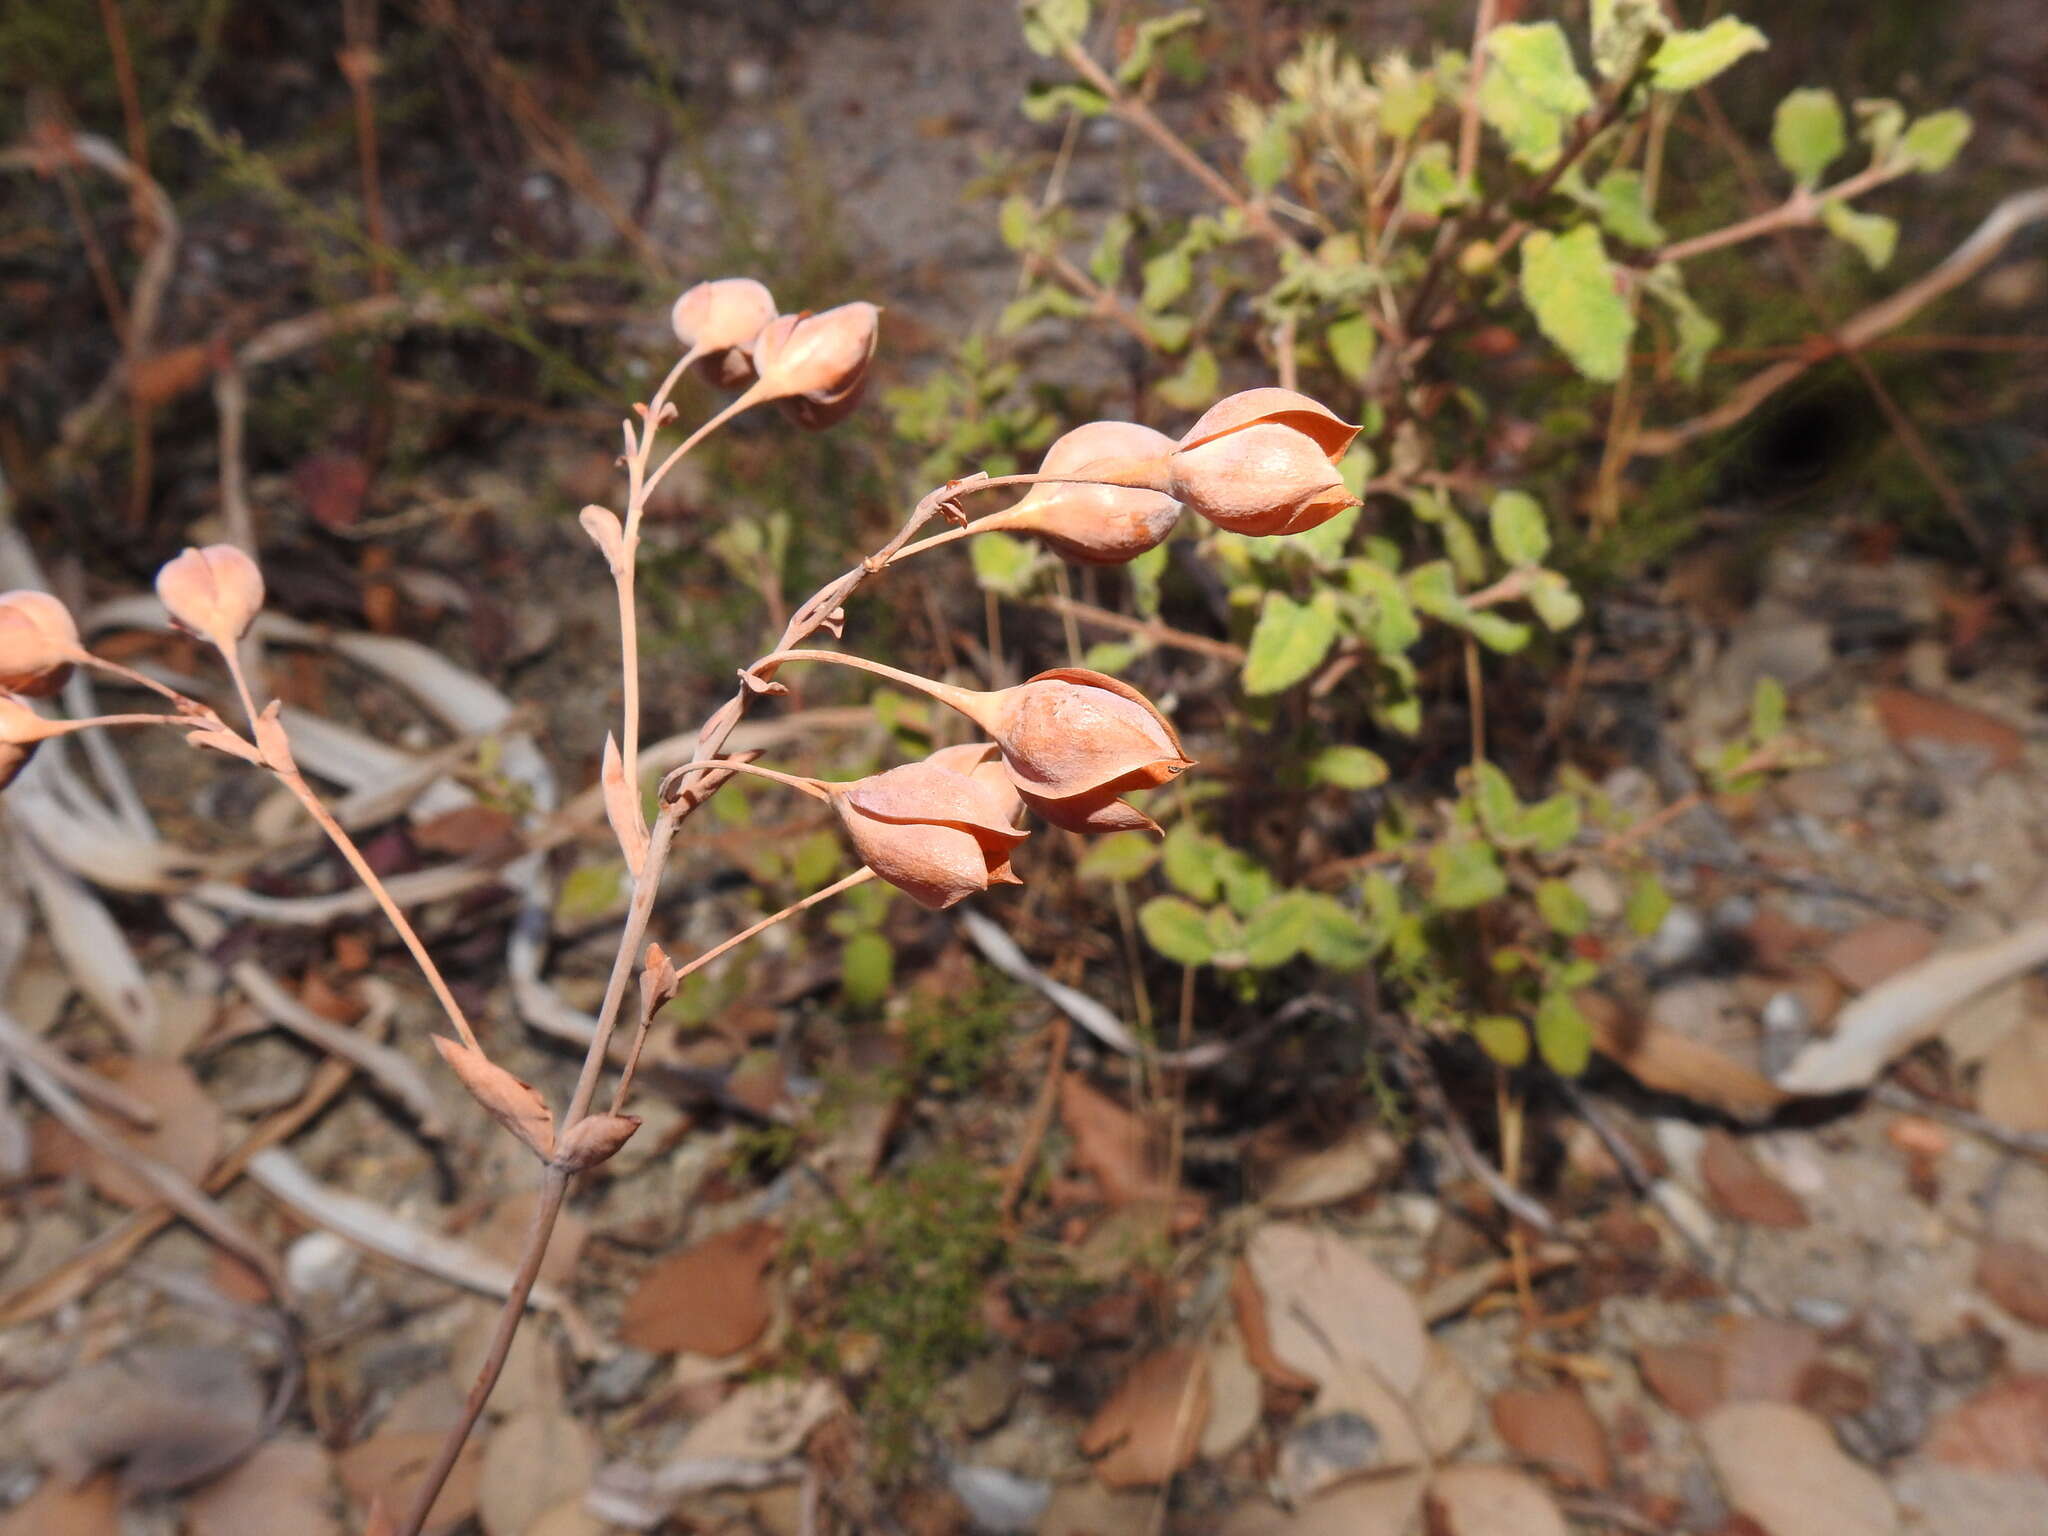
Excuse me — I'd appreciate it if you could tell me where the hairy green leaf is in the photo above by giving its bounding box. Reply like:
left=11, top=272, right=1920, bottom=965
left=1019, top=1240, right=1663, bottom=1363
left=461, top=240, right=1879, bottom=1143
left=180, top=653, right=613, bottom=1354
left=1021, top=0, right=1092, bottom=56
left=1116, top=7, right=1202, bottom=87
left=1401, top=141, right=1468, bottom=216
left=1536, top=878, right=1590, bottom=936
left=1485, top=22, right=1594, bottom=114
left=1326, top=312, right=1379, bottom=384
left=1020, top=82, right=1110, bottom=121
left=1901, top=109, right=1971, bottom=173
left=1162, top=820, right=1222, bottom=903
left=1772, top=88, right=1845, bottom=186
left=1375, top=52, right=1437, bottom=138
left=1590, top=168, right=1665, bottom=247
left=1535, top=991, right=1592, bottom=1075
left=1311, top=745, right=1390, bottom=790
left=1243, top=590, right=1341, bottom=696
left=1431, top=838, right=1508, bottom=909
left=1527, top=569, right=1586, bottom=631
left=1139, top=896, right=1215, bottom=965
left=1472, top=1015, right=1531, bottom=1067
left=1521, top=225, right=1635, bottom=382
left=1489, top=489, right=1551, bottom=567
left=971, top=529, right=1041, bottom=595
left=1078, top=831, right=1160, bottom=883
left=1648, top=16, right=1767, bottom=92
left=1590, top=0, right=1668, bottom=79
left=1822, top=199, right=1898, bottom=269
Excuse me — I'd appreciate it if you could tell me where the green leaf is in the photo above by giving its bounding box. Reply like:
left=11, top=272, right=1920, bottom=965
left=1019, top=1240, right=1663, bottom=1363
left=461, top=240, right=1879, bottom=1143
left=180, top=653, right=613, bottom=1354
left=1643, top=265, right=1723, bottom=383
left=1590, top=0, right=1667, bottom=79
left=1485, top=23, right=1594, bottom=115
left=1527, top=569, right=1585, bottom=631
left=1535, top=991, right=1593, bottom=1075
left=1478, top=66, right=1565, bottom=171
left=1430, top=838, right=1507, bottom=910
left=1155, top=345, right=1219, bottom=411
left=998, top=195, right=1042, bottom=252
left=1521, top=225, right=1635, bottom=382
left=1648, top=16, right=1766, bottom=92
left=971, top=529, right=1041, bottom=595
left=1141, top=246, right=1194, bottom=311
left=841, top=930, right=893, bottom=1008
left=1311, top=745, right=1390, bottom=790
left=1772, top=88, right=1845, bottom=186
left=791, top=829, right=842, bottom=892
left=1298, top=893, right=1378, bottom=970
left=1344, top=559, right=1422, bottom=652
left=1536, top=877, right=1590, bottom=936
left=1822, top=199, right=1898, bottom=270
left=1021, top=0, right=1091, bottom=56
left=1081, top=639, right=1142, bottom=673
left=1489, top=489, right=1551, bottom=567
left=1242, top=111, right=1295, bottom=192
left=1205, top=904, right=1248, bottom=967
left=1162, top=821, right=1221, bottom=903
left=1472, top=1015, right=1531, bottom=1068
left=555, top=860, right=624, bottom=924
left=1625, top=871, right=1671, bottom=936
left=1116, top=7, right=1202, bottom=86
left=1020, top=82, right=1110, bottom=122
left=1400, top=141, right=1468, bottom=216
left=1856, top=98, right=1906, bottom=160
left=1078, top=830, right=1160, bottom=883
left=1472, top=760, right=1523, bottom=840
left=1589, top=168, right=1665, bottom=248
left=1326, top=312, right=1378, bottom=385
left=1374, top=52, right=1437, bottom=138
left=1216, top=849, right=1277, bottom=917
left=1140, top=310, right=1193, bottom=353
left=1751, top=675, right=1788, bottom=741
left=1515, top=793, right=1582, bottom=854
left=1467, top=610, right=1533, bottom=654
left=1139, top=895, right=1215, bottom=965
left=1901, top=109, right=1971, bottom=173
left=1243, top=892, right=1310, bottom=969
left=1242, top=590, right=1341, bottom=696
left=1129, top=542, right=1168, bottom=617
left=1088, top=212, right=1134, bottom=287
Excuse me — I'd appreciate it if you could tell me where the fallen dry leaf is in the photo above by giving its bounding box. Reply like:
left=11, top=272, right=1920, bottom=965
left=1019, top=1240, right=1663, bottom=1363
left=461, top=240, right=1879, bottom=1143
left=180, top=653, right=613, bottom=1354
left=1873, top=688, right=2023, bottom=776
left=620, top=1220, right=779, bottom=1357
left=1925, top=1375, right=2048, bottom=1478
left=1490, top=1384, right=1611, bottom=1488
left=1221, top=1471, right=1428, bottom=1535
left=1976, top=1016, right=2048, bottom=1135
left=431, top=1037, right=555, bottom=1161
left=1636, top=1340, right=1726, bottom=1421
left=1255, top=1124, right=1400, bottom=1210
left=1039, top=1481, right=1163, bottom=1536
left=1199, top=1324, right=1263, bottom=1460
left=0, top=1472, right=119, bottom=1536
left=1822, top=919, right=1940, bottom=993
left=26, top=1345, right=264, bottom=1493
left=187, top=1438, right=340, bottom=1536
left=337, top=1431, right=482, bottom=1536
left=129, top=342, right=216, bottom=408
left=1243, top=1221, right=1427, bottom=1396
left=1976, top=1241, right=2048, bottom=1331
left=1637, top=1316, right=1821, bottom=1420
left=1059, top=1075, right=1188, bottom=1209
left=1703, top=1400, right=1896, bottom=1536
left=1230, top=1256, right=1316, bottom=1391
left=675, top=1377, right=839, bottom=1463
left=1080, top=1344, right=1210, bottom=1488
left=477, top=1409, right=595, bottom=1536
left=1427, top=1463, right=1569, bottom=1536
left=413, top=805, right=522, bottom=858
left=72, top=1057, right=224, bottom=1209
left=1700, top=1129, right=1808, bottom=1228
left=1578, top=989, right=1786, bottom=1120
left=1414, top=1341, right=1480, bottom=1460
left=524, top=1497, right=604, bottom=1536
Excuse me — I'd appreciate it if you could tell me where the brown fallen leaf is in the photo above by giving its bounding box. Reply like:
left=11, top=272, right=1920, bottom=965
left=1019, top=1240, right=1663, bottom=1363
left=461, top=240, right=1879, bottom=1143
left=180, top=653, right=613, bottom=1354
left=1976, top=1240, right=2048, bottom=1331
left=1414, top=1341, right=1481, bottom=1460
left=620, top=1220, right=780, bottom=1357
left=1491, top=1384, right=1611, bottom=1489
left=1578, top=989, right=1786, bottom=1120
left=1254, top=1124, right=1400, bottom=1211
left=1873, top=688, right=2022, bottom=777
left=129, top=342, right=217, bottom=408
left=25, top=1345, right=264, bottom=1493
left=1700, top=1129, right=1808, bottom=1228
left=69, top=1057, right=224, bottom=1209
left=336, top=1431, right=482, bottom=1536
left=1925, top=1374, right=2048, bottom=1478
left=1199, top=1324, right=1263, bottom=1461
left=1975, top=1016, right=2048, bottom=1135
left=412, top=805, right=523, bottom=858
left=1243, top=1221, right=1427, bottom=1396
left=1080, top=1344, right=1210, bottom=1488
left=477, top=1409, right=595, bottom=1536
left=1637, top=1316, right=1822, bottom=1421
left=1822, top=919, right=1940, bottom=994
left=1702, top=1401, right=1897, bottom=1536
left=1059, top=1075, right=1192, bottom=1211
left=187, top=1438, right=340, bottom=1536
left=674, top=1377, right=839, bottom=1462
left=1230, top=1256, right=1316, bottom=1392
left=1636, top=1340, right=1727, bottom=1421
left=1427, top=1463, right=1569, bottom=1536
left=1220, top=1472, right=1427, bottom=1536
left=0, top=1471, right=119, bottom=1536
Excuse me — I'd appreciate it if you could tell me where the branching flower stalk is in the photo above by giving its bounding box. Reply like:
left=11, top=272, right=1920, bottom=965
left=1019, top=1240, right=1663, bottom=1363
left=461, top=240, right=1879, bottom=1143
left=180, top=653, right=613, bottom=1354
left=0, top=274, right=1355, bottom=1533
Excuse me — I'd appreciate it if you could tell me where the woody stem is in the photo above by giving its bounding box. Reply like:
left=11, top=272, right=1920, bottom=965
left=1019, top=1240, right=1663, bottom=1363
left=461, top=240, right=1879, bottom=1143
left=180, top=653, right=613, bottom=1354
left=609, top=866, right=876, bottom=1113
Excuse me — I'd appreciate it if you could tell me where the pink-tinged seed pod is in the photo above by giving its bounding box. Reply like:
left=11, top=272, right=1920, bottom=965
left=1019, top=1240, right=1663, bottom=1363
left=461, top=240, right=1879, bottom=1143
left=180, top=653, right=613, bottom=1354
left=1167, top=423, right=1360, bottom=537
left=1178, top=387, right=1361, bottom=462
left=671, top=277, right=778, bottom=389
left=0, top=693, right=58, bottom=746
left=156, top=545, right=265, bottom=652
left=925, top=741, right=1027, bottom=829
left=996, top=421, right=1182, bottom=565
left=830, top=747, right=1030, bottom=910
left=750, top=302, right=880, bottom=429
left=0, top=589, right=81, bottom=698
left=978, top=668, right=1190, bottom=836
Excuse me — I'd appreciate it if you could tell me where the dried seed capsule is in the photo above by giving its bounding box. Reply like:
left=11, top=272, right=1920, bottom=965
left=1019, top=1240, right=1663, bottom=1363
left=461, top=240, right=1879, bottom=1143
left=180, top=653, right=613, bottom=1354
left=831, top=747, right=1029, bottom=909
left=0, top=589, right=81, bottom=698
left=671, top=277, right=778, bottom=388
left=1167, top=422, right=1359, bottom=537
left=156, top=545, right=265, bottom=652
left=750, top=302, right=881, bottom=429
left=997, top=421, right=1182, bottom=565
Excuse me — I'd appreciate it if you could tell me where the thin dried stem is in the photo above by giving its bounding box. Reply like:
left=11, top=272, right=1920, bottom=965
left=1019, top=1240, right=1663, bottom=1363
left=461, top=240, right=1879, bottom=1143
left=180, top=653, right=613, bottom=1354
left=660, top=759, right=832, bottom=802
